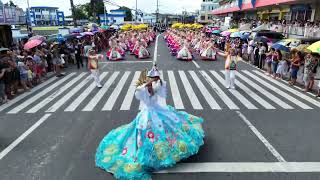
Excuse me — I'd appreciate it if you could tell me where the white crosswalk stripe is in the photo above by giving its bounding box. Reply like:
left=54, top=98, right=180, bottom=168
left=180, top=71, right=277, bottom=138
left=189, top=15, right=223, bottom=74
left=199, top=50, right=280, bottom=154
left=3, top=70, right=320, bottom=114
left=211, top=71, right=257, bottom=109
left=179, top=71, right=203, bottom=110
left=189, top=71, right=221, bottom=110
left=82, top=72, right=119, bottom=111
left=201, top=71, right=239, bottom=110
left=64, top=72, right=108, bottom=112
left=7, top=73, right=76, bottom=114
left=46, top=75, right=92, bottom=113
left=243, top=70, right=312, bottom=109
left=253, top=70, right=320, bottom=108
left=26, top=73, right=87, bottom=113
left=120, top=71, right=141, bottom=110
left=168, top=71, right=184, bottom=109
left=102, top=72, right=131, bottom=111
left=236, top=71, right=294, bottom=109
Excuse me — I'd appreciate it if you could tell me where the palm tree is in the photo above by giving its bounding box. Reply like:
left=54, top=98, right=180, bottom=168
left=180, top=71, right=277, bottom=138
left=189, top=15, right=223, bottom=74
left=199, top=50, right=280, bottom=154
left=70, top=0, right=77, bottom=27
left=91, top=0, right=97, bottom=23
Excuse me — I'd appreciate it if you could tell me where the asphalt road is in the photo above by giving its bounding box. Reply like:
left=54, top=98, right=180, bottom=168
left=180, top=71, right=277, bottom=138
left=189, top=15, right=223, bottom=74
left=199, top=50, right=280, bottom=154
left=0, top=34, right=320, bottom=180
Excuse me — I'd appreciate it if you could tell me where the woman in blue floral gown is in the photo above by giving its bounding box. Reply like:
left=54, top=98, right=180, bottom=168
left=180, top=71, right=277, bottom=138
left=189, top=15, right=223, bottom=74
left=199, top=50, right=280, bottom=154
left=95, top=65, right=205, bottom=180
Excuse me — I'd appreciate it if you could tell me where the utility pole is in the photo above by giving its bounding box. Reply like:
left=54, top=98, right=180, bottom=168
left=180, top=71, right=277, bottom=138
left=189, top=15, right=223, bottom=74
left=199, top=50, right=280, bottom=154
left=135, top=0, right=138, bottom=23
left=156, top=0, right=159, bottom=24
left=26, top=0, right=31, bottom=34
left=70, top=0, right=77, bottom=27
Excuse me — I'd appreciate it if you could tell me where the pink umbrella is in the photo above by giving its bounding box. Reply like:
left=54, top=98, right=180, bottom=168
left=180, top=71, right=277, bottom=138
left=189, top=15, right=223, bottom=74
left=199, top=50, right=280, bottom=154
left=84, top=32, right=94, bottom=36
left=221, top=31, right=231, bottom=37
left=24, top=39, right=42, bottom=50
left=29, top=35, right=46, bottom=42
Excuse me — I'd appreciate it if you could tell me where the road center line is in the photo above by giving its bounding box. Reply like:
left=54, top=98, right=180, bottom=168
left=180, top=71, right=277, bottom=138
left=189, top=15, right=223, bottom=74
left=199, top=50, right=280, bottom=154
left=236, top=111, right=286, bottom=162
left=156, top=162, right=320, bottom=173
left=192, top=60, right=200, bottom=68
left=0, top=113, right=52, bottom=160
left=99, top=61, right=153, bottom=64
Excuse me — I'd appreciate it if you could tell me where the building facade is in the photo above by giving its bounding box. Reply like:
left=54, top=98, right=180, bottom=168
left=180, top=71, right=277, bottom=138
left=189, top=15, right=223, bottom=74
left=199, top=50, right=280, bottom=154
left=0, top=0, right=25, bottom=25
left=213, top=0, right=320, bottom=22
left=28, top=6, right=64, bottom=26
left=99, top=9, right=126, bottom=25
left=198, top=0, right=219, bottom=23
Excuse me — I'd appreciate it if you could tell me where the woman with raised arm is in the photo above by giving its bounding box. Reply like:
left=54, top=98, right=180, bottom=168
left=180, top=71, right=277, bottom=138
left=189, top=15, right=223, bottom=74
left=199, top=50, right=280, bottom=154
left=95, top=64, right=205, bottom=180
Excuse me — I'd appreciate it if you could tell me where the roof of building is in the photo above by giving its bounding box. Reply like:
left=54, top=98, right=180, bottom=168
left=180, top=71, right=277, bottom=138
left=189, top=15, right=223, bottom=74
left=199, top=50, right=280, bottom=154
left=110, top=9, right=126, bottom=12
left=30, top=6, right=59, bottom=9
left=99, top=14, right=126, bottom=17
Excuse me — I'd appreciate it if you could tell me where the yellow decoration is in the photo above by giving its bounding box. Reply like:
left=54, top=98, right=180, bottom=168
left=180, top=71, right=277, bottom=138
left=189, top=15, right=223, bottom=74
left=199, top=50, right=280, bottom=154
left=154, top=142, right=169, bottom=160
left=120, top=24, right=149, bottom=31
left=110, top=160, right=124, bottom=173
left=124, top=163, right=142, bottom=173
left=171, top=23, right=203, bottom=29
left=102, top=156, right=112, bottom=163
left=104, top=144, right=118, bottom=155
left=172, top=152, right=180, bottom=162
left=177, top=141, right=187, bottom=153
left=182, top=123, right=190, bottom=132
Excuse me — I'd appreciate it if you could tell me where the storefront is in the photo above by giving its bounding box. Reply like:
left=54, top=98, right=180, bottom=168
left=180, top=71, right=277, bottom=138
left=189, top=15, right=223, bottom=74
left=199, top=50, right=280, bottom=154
left=290, top=4, right=312, bottom=21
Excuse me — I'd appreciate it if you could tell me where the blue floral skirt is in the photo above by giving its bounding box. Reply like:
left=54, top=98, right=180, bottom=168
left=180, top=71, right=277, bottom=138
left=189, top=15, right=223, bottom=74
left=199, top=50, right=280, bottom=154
left=95, top=105, right=205, bottom=180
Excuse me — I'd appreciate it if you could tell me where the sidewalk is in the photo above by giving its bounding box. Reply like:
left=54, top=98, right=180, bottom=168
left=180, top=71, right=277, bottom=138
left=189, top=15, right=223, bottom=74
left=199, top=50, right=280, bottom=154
left=241, top=58, right=320, bottom=94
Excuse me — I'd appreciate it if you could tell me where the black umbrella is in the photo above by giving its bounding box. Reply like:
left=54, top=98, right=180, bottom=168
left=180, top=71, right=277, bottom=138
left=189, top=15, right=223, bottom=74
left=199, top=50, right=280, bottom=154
left=254, top=36, right=271, bottom=44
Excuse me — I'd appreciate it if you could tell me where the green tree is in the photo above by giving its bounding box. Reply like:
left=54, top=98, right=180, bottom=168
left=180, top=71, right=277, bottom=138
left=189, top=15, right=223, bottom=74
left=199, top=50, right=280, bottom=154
left=118, top=6, right=133, bottom=21
left=73, top=5, right=88, bottom=20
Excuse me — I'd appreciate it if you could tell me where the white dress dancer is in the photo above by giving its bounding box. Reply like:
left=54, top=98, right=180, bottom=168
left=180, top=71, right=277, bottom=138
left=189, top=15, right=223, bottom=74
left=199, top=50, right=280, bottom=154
left=88, top=49, right=103, bottom=88
left=223, top=51, right=241, bottom=89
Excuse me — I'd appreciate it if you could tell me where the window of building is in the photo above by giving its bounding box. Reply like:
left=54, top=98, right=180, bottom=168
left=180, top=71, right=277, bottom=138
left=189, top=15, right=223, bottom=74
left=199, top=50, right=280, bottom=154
left=201, top=15, right=205, bottom=20
left=35, top=9, right=40, bottom=12
left=36, top=15, right=41, bottom=19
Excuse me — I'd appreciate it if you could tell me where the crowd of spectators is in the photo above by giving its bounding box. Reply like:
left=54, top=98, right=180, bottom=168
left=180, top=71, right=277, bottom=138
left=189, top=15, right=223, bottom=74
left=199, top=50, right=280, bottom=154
left=0, top=29, right=115, bottom=104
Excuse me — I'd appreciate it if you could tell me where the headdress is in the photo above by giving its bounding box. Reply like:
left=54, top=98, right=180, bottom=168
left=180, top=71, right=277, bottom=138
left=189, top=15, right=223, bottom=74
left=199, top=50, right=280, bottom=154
left=147, top=64, right=160, bottom=78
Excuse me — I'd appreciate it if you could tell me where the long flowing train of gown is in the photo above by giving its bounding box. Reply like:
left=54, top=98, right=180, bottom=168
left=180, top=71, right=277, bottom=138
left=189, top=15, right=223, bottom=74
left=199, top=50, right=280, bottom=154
left=95, top=80, right=205, bottom=180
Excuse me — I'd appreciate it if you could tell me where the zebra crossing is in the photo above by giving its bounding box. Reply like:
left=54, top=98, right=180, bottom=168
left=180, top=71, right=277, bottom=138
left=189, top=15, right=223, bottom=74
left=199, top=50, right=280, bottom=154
left=2, top=69, right=320, bottom=114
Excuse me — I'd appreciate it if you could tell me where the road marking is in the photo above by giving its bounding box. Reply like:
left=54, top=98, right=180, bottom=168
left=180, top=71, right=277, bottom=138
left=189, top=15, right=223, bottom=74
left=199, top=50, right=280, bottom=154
left=120, top=71, right=141, bottom=110
left=236, top=111, right=286, bottom=162
left=192, top=60, right=200, bottom=68
left=102, top=72, right=131, bottom=111
left=211, top=71, right=257, bottom=109
left=233, top=77, right=275, bottom=109
left=7, top=73, right=76, bottom=114
left=168, top=71, right=184, bottom=109
left=65, top=72, right=108, bottom=112
left=156, top=162, right=320, bottom=173
left=82, top=72, right=119, bottom=111
left=153, top=34, right=161, bottom=64
left=159, top=70, right=167, bottom=106
left=201, top=71, right=239, bottom=109
left=243, top=70, right=312, bottom=109
left=253, top=70, right=320, bottom=108
left=179, top=71, right=203, bottom=110
left=236, top=72, right=294, bottom=109
left=46, top=75, right=92, bottom=113
left=26, top=73, right=87, bottom=113
left=0, top=113, right=52, bottom=160
left=0, top=77, right=57, bottom=112
left=99, top=60, right=153, bottom=64
left=189, top=71, right=221, bottom=110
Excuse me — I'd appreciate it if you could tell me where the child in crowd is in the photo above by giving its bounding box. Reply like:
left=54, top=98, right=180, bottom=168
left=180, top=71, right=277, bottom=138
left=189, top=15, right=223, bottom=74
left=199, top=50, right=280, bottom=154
left=276, top=52, right=287, bottom=79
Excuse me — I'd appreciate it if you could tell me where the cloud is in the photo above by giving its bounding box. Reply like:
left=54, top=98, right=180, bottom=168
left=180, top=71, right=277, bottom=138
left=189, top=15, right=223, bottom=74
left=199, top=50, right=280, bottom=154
left=6, top=0, right=201, bottom=16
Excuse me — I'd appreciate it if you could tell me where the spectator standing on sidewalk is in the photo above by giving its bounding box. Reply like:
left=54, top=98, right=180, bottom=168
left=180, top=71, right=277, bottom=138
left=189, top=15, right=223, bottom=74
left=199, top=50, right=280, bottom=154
left=258, top=42, right=267, bottom=69
left=83, top=40, right=92, bottom=68
left=75, top=40, right=84, bottom=69
left=272, top=49, right=281, bottom=78
left=289, top=51, right=303, bottom=86
left=303, top=53, right=316, bottom=92
left=265, top=48, right=275, bottom=75
left=0, top=62, right=8, bottom=103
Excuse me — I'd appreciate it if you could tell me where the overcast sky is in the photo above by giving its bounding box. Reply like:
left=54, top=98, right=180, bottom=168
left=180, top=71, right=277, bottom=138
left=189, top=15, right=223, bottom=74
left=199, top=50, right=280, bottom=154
left=4, top=0, right=202, bottom=16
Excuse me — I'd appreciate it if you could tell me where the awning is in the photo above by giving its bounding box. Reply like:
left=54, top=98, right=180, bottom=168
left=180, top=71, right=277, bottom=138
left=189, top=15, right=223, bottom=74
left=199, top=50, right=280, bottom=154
left=255, top=0, right=295, bottom=8
left=213, top=6, right=240, bottom=15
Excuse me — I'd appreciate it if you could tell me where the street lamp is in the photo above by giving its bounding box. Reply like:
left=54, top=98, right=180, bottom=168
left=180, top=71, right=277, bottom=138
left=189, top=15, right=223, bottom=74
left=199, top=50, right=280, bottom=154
left=135, top=0, right=138, bottom=23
